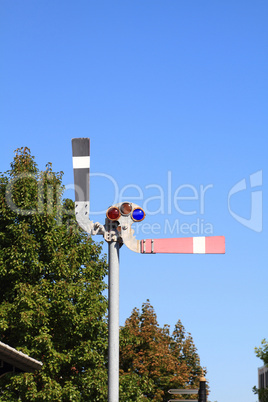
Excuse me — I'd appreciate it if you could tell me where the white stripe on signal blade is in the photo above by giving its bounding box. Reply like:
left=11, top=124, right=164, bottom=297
left=72, top=156, right=90, bottom=169
left=193, top=237, right=206, bottom=254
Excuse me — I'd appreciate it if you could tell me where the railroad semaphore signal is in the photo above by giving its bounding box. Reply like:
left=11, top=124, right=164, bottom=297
left=72, top=138, right=225, bottom=402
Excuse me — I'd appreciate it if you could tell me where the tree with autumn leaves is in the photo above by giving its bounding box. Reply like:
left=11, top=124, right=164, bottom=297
left=0, top=147, right=205, bottom=401
left=119, top=301, right=204, bottom=401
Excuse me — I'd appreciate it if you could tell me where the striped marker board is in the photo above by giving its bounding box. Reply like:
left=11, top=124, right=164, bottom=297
left=72, top=138, right=90, bottom=204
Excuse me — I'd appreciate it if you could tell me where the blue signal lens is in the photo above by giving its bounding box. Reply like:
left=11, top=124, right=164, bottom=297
left=132, top=208, right=145, bottom=222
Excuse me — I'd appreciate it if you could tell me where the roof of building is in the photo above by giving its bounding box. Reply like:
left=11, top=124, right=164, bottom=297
left=0, top=341, right=43, bottom=373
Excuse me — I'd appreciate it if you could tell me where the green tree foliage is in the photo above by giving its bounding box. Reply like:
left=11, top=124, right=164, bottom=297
left=119, top=301, right=204, bottom=401
left=255, top=340, right=268, bottom=365
left=0, top=148, right=108, bottom=401
left=253, top=339, right=268, bottom=402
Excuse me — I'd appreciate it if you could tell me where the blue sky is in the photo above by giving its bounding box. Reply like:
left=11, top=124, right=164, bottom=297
left=1, top=1, right=267, bottom=401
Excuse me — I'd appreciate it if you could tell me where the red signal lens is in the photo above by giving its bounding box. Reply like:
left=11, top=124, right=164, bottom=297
left=120, top=202, right=132, bottom=215
left=107, top=207, right=120, bottom=221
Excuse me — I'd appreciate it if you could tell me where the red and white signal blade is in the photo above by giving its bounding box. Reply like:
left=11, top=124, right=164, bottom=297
left=140, top=236, right=225, bottom=254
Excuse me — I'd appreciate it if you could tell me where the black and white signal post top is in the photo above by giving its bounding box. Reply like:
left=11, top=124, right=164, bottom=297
left=71, top=138, right=224, bottom=402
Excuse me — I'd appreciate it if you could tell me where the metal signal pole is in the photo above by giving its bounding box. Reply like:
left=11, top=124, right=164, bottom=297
left=108, top=240, right=120, bottom=402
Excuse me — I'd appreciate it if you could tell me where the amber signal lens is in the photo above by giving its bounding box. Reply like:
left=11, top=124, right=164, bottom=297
left=120, top=202, right=132, bottom=215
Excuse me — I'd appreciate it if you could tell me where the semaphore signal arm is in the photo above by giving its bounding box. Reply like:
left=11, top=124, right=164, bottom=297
left=72, top=138, right=225, bottom=255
